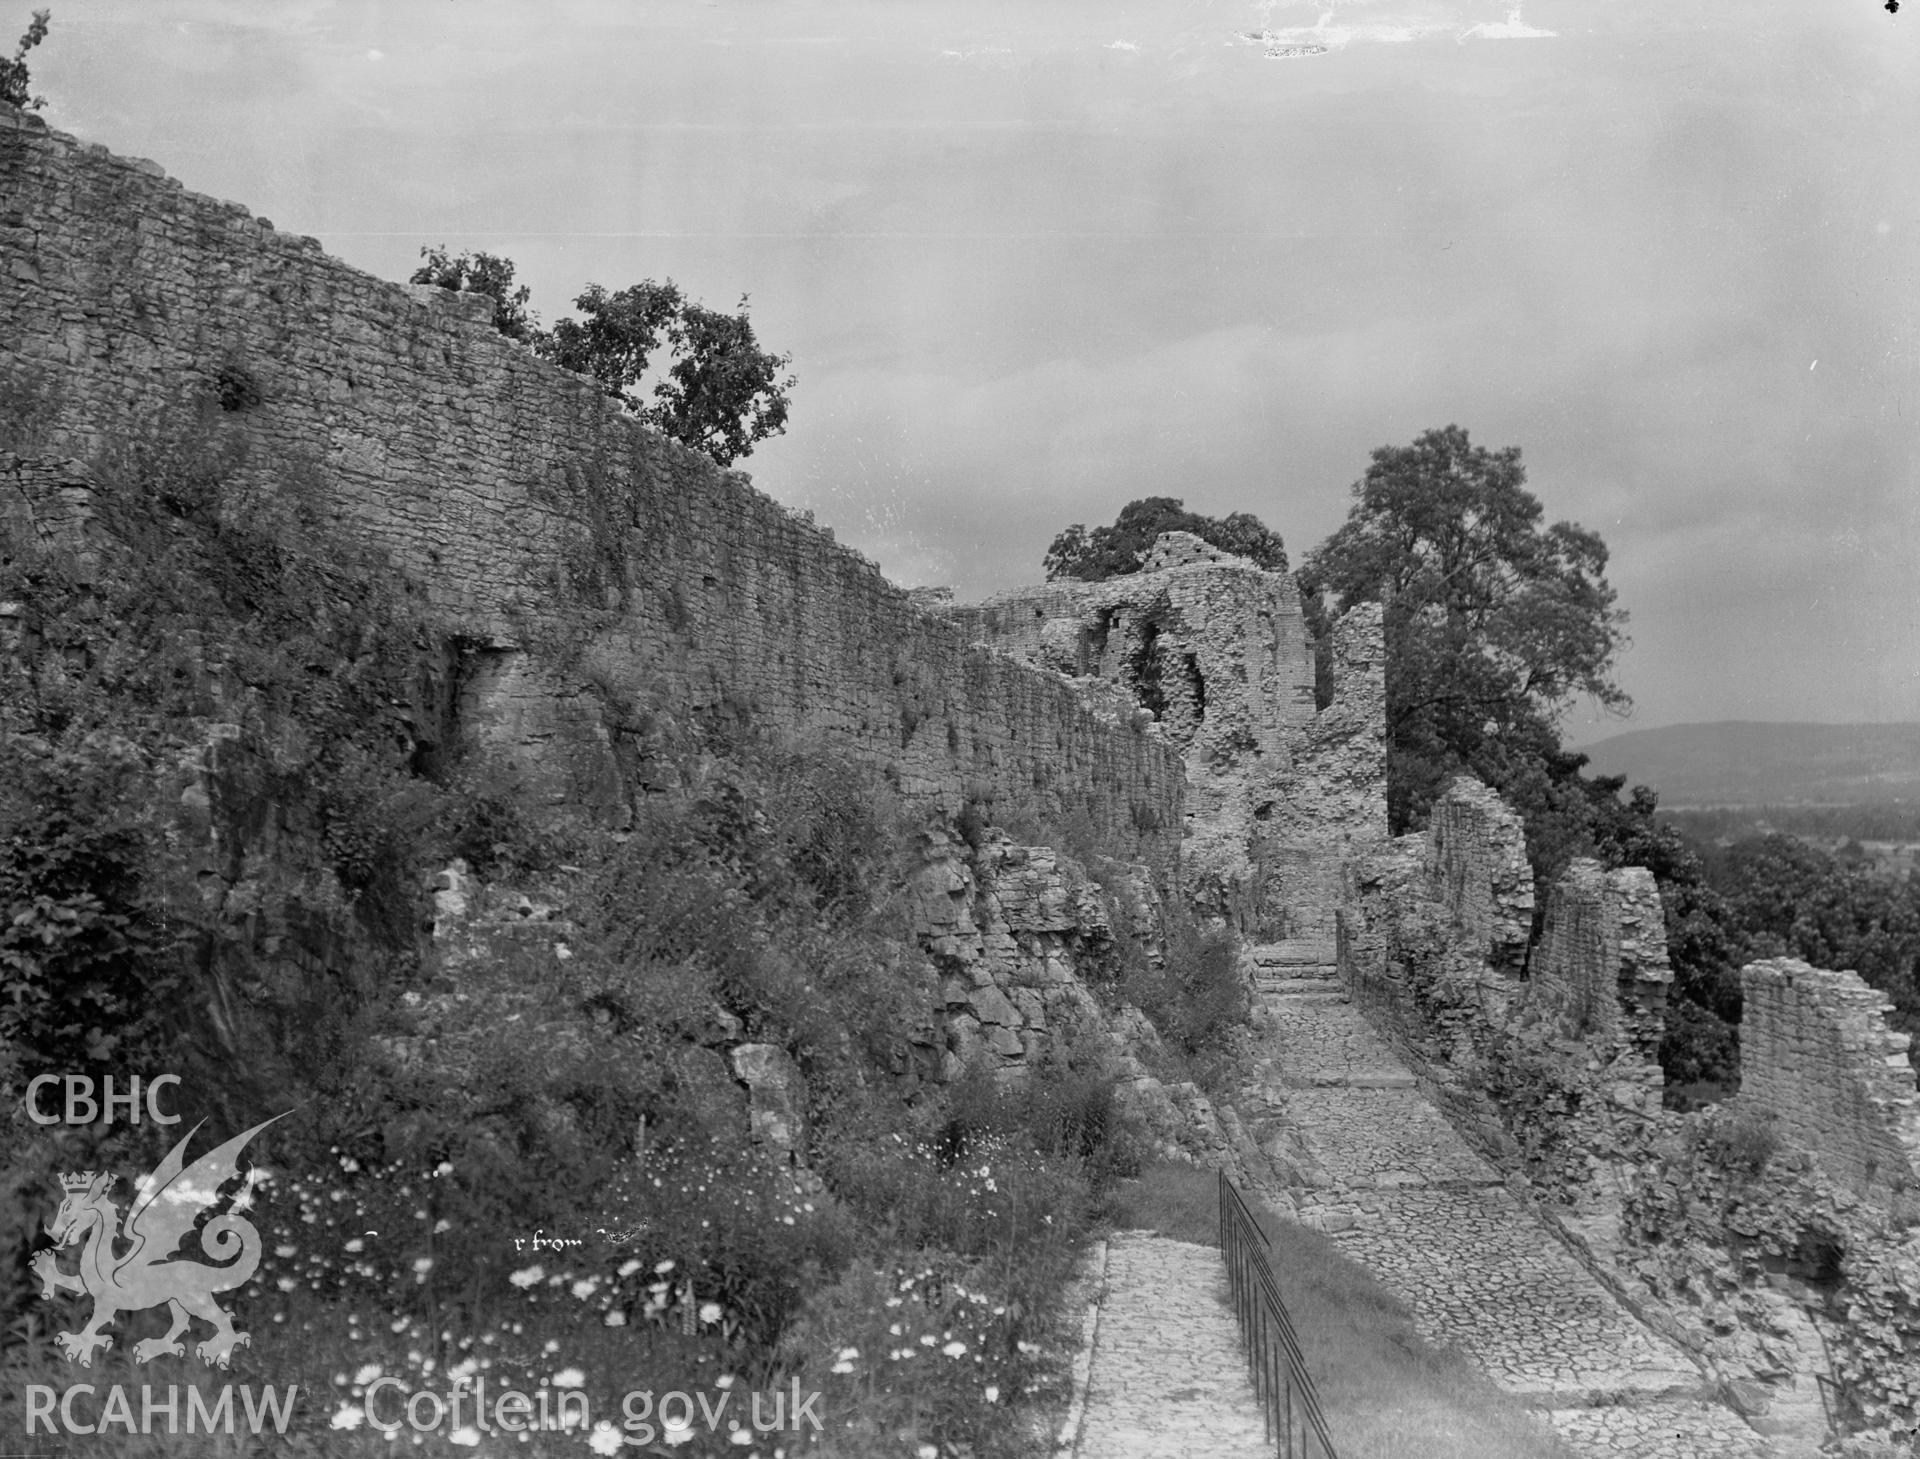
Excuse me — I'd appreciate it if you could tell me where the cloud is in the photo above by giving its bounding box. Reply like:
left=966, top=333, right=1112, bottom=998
left=1459, top=9, right=1555, bottom=40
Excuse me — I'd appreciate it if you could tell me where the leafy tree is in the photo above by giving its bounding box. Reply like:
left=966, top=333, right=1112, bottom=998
left=0, top=8, right=49, bottom=111
left=1299, top=424, right=1628, bottom=835
left=537, top=281, right=795, bottom=467
left=409, top=246, right=538, bottom=341
left=1043, top=497, right=1287, bottom=581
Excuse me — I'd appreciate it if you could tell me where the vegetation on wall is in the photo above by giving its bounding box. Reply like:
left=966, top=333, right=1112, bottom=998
left=1042, top=495, right=1287, bottom=581
left=0, top=8, right=48, bottom=111
left=409, top=246, right=795, bottom=467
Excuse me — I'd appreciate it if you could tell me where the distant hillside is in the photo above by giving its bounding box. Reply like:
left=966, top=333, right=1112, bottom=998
left=1577, top=721, right=1920, bottom=807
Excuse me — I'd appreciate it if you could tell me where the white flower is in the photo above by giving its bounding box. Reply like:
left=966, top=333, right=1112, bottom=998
left=572, top=1277, right=600, bottom=1299
left=344, top=1239, right=364, bottom=1254
left=918, top=1446, right=938, bottom=1459
left=434, top=1217, right=452, bottom=1233
left=552, top=1368, right=586, bottom=1389
left=413, top=1257, right=434, bottom=1276
left=618, top=1258, right=644, bottom=1277
left=434, top=1161, right=454, bottom=1177
left=663, top=1417, right=696, bottom=1446
left=919, top=1335, right=936, bottom=1347
left=448, top=1425, right=481, bottom=1446
left=353, top=1363, right=383, bottom=1386
left=508, top=1265, right=545, bottom=1289
left=449, top=1358, right=479, bottom=1381
left=274, top=1244, right=297, bottom=1259
left=330, top=1406, right=366, bottom=1430
left=942, top=1341, right=966, bottom=1358
left=984, top=1385, right=999, bottom=1403
left=654, top=1259, right=676, bottom=1274
left=730, top=1429, right=754, bottom=1446
left=276, top=1276, right=298, bottom=1292
left=587, top=1422, right=625, bottom=1456
left=699, top=1302, right=723, bottom=1324
left=714, top=1374, right=735, bottom=1390
left=604, top=1309, right=627, bottom=1326
left=555, top=944, right=573, bottom=960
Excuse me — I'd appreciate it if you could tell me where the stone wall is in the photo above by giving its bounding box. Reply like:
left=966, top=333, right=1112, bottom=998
left=1527, top=859, right=1672, bottom=1111
left=1738, top=958, right=1920, bottom=1218
left=938, top=533, right=1386, bottom=935
left=1339, top=777, right=1669, bottom=1164
left=0, top=103, right=1184, bottom=873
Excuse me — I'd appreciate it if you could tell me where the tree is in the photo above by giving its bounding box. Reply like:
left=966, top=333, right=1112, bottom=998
left=1299, top=424, right=1628, bottom=834
left=537, top=282, right=795, bottom=467
left=409, top=246, right=537, bottom=342
left=0, top=9, right=50, bottom=111
left=1043, top=497, right=1287, bottom=580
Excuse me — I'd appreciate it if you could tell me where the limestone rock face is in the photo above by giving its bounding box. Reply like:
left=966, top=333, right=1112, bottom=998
left=729, top=1043, right=808, bottom=1161
left=908, top=826, right=1161, bottom=1084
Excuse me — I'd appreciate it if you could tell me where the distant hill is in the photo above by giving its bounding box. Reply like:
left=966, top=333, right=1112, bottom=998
left=1576, top=721, right=1920, bottom=807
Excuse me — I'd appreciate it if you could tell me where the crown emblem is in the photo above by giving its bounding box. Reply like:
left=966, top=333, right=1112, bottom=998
left=59, top=1171, right=98, bottom=1192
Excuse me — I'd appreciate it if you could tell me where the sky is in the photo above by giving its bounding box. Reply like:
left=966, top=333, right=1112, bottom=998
left=21, top=0, right=1920, bottom=736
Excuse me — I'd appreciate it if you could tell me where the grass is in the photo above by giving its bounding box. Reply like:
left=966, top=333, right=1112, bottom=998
left=1103, top=1163, right=1578, bottom=1459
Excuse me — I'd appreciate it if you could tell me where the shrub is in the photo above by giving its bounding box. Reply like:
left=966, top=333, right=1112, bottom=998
left=1700, top=1104, right=1780, bottom=1181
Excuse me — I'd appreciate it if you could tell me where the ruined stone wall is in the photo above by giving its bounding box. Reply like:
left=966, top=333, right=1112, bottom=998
left=0, top=104, right=1184, bottom=872
left=940, top=533, right=1386, bottom=935
left=1426, top=775, right=1535, bottom=977
left=1527, top=859, right=1672, bottom=1105
left=1738, top=958, right=1920, bottom=1218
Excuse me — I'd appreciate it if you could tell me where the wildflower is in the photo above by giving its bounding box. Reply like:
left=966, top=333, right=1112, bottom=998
left=714, top=1374, right=735, bottom=1389
left=571, top=1277, right=599, bottom=1300
left=414, top=1257, right=434, bottom=1277
left=449, top=1358, right=478, bottom=1381
left=729, top=1430, right=753, bottom=1447
left=344, top=1239, right=365, bottom=1254
left=604, top=1309, right=627, bottom=1326
left=508, top=1266, right=545, bottom=1289
left=448, top=1426, right=481, bottom=1446
left=433, top=1217, right=452, bottom=1234
left=389, top=1317, right=409, bottom=1334
left=942, top=1341, right=966, bottom=1358
left=919, top=1335, right=935, bottom=1348
left=587, top=1423, right=625, bottom=1456
left=434, top=1161, right=454, bottom=1177
left=619, top=1258, right=644, bottom=1278
left=655, top=1259, right=676, bottom=1275
left=543, top=1339, right=561, bottom=1355
left=330, top=1406, right=366, bottom=1430
left=353, top=1363, right=383, bottom=1386
left=699, top=1302, right=723, bottom=1324
left=276, top=1276, right=298, bottom=1292
left=274, top=1244, right=297, bottom=1259
left=984, top=1386, right=999, bottom=1403
left=552, top=1368, right=586, bottom=1389
left=917, top=1446, right=938, bottom=1459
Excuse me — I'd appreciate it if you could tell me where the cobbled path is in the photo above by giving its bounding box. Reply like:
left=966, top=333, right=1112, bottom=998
left=1068, top=1233, right=1277, bottom=1459
left=1259, top=980, right=1780, bottom=1459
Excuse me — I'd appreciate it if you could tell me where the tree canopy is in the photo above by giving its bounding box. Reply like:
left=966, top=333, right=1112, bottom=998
left=408, top=249, right=795, bottom=469
left=1298, top=424, right=1628, bottom=834
left=1043, top=497, right=1287, bottom=581
left=0, top=9, right=50, bottom=111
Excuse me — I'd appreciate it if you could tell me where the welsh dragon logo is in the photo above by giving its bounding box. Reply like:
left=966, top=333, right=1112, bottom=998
left=31, top=1113, right=286, bottom=1369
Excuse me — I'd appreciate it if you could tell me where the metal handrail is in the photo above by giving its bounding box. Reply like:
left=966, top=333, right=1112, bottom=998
left=1218, top=1171, right=1341, bottom=1459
